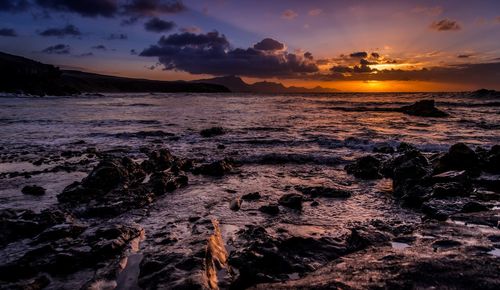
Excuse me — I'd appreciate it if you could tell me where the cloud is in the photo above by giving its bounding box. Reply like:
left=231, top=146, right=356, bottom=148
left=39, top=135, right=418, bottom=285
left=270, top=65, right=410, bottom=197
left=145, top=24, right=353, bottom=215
left=42, top=44, right=70, bottom=54
left=180, top=25, right=201, bottom=33
left=38, top=24, right=81, bottom=37
left=253, top=38, right=285, bottom=51
left=144, top=17, right=175, bottom=32
left=330, top=59, right=375, bottom=74
left=92, top=45, right=107, bottom=50
left=371, top=52, right=380, bottom=59
left=76, top=52, right=93, bottom=57
left=0, top=28, right=17, bottom=37
left=458, top=54, right=472, bottom=58
left=107, top=33, right=127, bottom=40
left=130, top=49, right=138, bottom=55
left=139, top=31, right=319, bottom=78
left=123, top=0, right=185, bottom=17
left=282, top=9, right=298, bottom=20
left=308, top=8, right=322, bottom=16
left=430, top=19, right=461, bottom=31
left=0, top=0, right=29, bottom=12
left=350, top=51, right=368, bottom=58
left=35, top=0, right=118, bottom=17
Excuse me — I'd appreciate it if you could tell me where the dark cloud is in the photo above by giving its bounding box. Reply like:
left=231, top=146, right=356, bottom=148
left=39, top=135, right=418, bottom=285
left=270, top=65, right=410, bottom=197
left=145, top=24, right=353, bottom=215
left=430, top=19, right=461, bottom=31
left=140, top=32, right=319, bottom=78
left=121, top=17, right=139, bottom=26
left=107, top=33, right=127, bottom=40
left=330, top=59, right=374, bottom=74
left=76, top=52, right=93, bottom=57
left=130, top=49, right=138, bottom=55
left=92, top=45, right=107, bottom=50
left=360, top=58, right=377, bottom=65
left=458, top=54, right=472, bottom=58
left=35, top=0, right=118, bottom=17
left=123, top=0, right=185, bottom=17
left=41, top=44, right=70, bottom=54
left=144, top=17, right=175, bottom=32
left=371, top=52, right=380, bottom=59
left=253, top=38, right=285, bottom=51
left=0, top=28, right=17, bottom=37
left=38, top=24, right=81, bottom=37
left=0, top=0, right=29, bottom=12
left=350, top=51, right=368, bottom=58
left=304, top=52, right=313, bottom=60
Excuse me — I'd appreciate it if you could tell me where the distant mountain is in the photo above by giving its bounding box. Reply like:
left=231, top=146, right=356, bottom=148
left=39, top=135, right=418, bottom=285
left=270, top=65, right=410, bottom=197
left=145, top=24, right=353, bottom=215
left=0, top=52, right=229, bottom=96
left=193, top=75, right=339, bottom=93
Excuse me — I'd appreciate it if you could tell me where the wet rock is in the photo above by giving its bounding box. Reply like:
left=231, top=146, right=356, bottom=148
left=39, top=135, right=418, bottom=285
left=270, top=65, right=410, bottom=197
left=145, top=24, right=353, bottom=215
left=0, top=209, right=67, bottom=247
left=397, top=142, right=418, bottom=153
left=259, top=204, right=280, bottom=215
left=432, top=239, right=462, bottom=249
left=295, top=185, right=351, bottom=198
left=192, top=159, right=233, bottom=176
left=433, top=143, right=480, bottom=175
left=310, top=201, right=319, bottom=207
left=373, top=144, right=395, bottom=154
left=485, top=145, right=500, bottom=173
left=21, top=185, right=46, bottom=196
left=278, top=193, right=303, bottom=210
left=461, top=201, right=490, bottom=213
left=399, top=100, right=449, bottom=117
left=200, top=126, right=225, bottom=137
left=346, top=227, right=391, bottom=251
left=241, top=192, right=261, bottom=201
left=432, top=181, right=471, bottom=198
left=149, top=172, right=188, bottom=196
left=143, top=149, right=175, bottom=172
left=230, top=198, right=242, bottom=211
left=345, top=155, right=382, bottom=179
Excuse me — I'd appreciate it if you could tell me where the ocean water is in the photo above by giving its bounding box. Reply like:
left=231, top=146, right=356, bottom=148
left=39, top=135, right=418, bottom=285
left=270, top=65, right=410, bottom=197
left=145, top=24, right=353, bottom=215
left=0, top=92, right=499, bottom=287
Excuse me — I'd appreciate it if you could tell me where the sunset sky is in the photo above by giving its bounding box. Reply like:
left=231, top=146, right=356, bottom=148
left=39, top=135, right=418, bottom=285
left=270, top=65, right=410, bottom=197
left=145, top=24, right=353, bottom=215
left=0, top=0, right=499, bottom=92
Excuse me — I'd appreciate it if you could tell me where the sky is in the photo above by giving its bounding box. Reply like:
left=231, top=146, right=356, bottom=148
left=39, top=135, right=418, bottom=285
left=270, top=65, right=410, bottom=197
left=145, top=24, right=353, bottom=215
left=0, top=0, right=499, bottom=92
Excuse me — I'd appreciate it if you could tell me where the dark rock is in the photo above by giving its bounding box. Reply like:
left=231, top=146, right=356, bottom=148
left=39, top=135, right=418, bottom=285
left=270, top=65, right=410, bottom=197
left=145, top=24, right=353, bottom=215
left=433, top=143, right=480, bottom=175
left=21, top=185, right=46, bottom=196
left=346, top=227, right=391, bottom=251
left=217, top=144, right=226, bottom=150
left=397, top=142, right=418, bottom=153
left=230, top=198, right=242, bottom=211
left=259, top=204, right=280, bottom=215
left=373, top=144, right=395, bottom=154
left=485, top=145, right=500, bottom=173
left=398, top=100, right=448, bottom=117
left=242, top=192, right=261, bottom=201
left=310, top=201, right=319, bottom=207
left=461, top=201, right=490, bottom=213
left=278, top=193, right=303, bottom=210
left=345, top=155, right=382, bottom=179
left=295, top=185, right=351, bottom=198
left=200, top=126, right=225, bottom=137
left=143, top=149, right=175, bottom=172
left=192, top=159, right=233, bottom=176
left=432, top=182, right=472, bottom=198
left=432, top=239, right=462, bottom=249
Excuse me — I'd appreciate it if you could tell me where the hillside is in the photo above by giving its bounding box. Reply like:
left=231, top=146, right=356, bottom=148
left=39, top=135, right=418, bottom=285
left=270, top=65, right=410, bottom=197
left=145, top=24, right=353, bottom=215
left=0, top=52, right=229, bottom=96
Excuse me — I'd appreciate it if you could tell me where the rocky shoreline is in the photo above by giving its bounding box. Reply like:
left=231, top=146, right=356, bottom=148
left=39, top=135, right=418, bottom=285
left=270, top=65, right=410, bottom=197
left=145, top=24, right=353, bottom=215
left=0, top=139, right=498, bottom=289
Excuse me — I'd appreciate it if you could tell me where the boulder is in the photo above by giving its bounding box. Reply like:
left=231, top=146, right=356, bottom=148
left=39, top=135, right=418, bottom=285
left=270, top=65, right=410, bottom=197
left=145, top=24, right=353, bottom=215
left=345, top=155, right=382, bottom=179
left=192, top=159, right=233, bottom=176
left=398, top=100, right=448, bottom=117
left=433, top=143, right=480, bottom=175
left=241, top=192, right=261, bottom=201
left=21, top=185, right=46, bottom=196
left=200, top=127, right=225, bottom=138
left=259, top=204, right=280, bottom=215
left=278, top=193, right=303, bottom=210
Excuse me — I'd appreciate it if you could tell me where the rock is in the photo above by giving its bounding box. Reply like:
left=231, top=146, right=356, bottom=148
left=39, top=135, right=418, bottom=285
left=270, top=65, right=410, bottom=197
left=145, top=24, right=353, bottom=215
left=346, top=227, right=391, bottom=251
left=259, top=204, right=280, bottom=215
left=21, top=185, right=46, bottom=196
left=241, top=192, right=261, bottom=201
left=230, top=198, right=242, bottom=211
left=345, top=155, right=382, bottom=179
left=200, top=127, right=225, bottom=137
left=432, top=239, right=462, bottom=249
left=373, top=144, right=395, bottom=154
left=397, top=142, right=418, bottom=153
left=432, top=182, right=471, bottom=198
left=433, top=143, right=480, bottom=175
left=192, top=159, right=233, bottom=176
left=143, top=149, right=175, bottom=172
left=310, top=201, right=319, bottom=207
left=217, top=144, right=226, bottom=150
left=485, top=145, right=500, bottom=173
left=461, top=201, right=490, bottom=213
left=278, top=193, right=303, bottom=210
left=295, top=185, right=351, bottom=198
left=398, top=100, right=448, bottom=117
